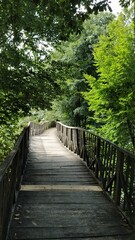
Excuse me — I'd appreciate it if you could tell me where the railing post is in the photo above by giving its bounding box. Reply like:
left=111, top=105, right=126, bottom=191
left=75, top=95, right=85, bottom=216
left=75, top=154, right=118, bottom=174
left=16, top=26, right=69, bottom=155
left=133, top=162, right=135, bottom=226
left=95, top=138, right=100, bottom=178
left=66, top=127, right=68, bottom=147
left=70, top=128, right=72, bottom=150
left=82, top=130, right=86, bottom=161
left=76, top=129, right=79, bottom=155
left=0, top=180, right=3, bottom=240
left=114, top=150, right=124, bottom=205
left=74, top=128, right=78, bottom=154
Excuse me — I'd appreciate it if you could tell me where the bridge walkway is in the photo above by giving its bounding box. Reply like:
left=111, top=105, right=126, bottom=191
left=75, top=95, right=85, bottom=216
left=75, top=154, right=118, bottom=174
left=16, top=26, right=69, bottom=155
left=9, top=128, right=133, bottom=239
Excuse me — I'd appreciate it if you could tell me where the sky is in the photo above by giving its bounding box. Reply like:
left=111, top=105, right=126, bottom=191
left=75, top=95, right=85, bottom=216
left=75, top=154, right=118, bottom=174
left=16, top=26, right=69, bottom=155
left=109, top=0, right=122, bottom=14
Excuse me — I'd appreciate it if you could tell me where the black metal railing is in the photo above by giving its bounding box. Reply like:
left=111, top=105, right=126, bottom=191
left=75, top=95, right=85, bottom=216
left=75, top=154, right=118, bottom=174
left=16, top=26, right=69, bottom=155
left=57, top=122, right=135, bottom=227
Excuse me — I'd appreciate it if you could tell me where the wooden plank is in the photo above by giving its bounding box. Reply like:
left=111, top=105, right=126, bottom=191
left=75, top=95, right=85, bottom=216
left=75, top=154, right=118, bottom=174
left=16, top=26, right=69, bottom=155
left=22, top=175, right=94, bottom=183
left=24, top=169, right=89, bottom=174
left=22, top=181, right=94, bottom=185
left=10, top=226, right=132, bottom=239
left=9, top=237, right=135, bottom=240
left=14, top=190, right=105, bottom=204
left=25, top=162, right=87, bottom=168
left=25, top=165, right=88, bottom=171
left=11, top=202, right=127, bottom=227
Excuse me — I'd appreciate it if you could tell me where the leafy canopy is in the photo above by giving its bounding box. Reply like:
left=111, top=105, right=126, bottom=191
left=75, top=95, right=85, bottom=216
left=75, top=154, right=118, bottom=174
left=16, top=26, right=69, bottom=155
left=0, top=0, right=131, bottom=125
left=0, top=0, right=133, bottom=161
left=84, top=13, right=135, bottom=149
left=48, top=12, right=114, bottom=127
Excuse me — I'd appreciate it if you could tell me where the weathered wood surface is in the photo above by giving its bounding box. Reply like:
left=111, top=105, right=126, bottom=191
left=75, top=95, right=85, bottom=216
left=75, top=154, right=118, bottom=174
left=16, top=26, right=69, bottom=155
left=9, top=128, right=134, bottom=239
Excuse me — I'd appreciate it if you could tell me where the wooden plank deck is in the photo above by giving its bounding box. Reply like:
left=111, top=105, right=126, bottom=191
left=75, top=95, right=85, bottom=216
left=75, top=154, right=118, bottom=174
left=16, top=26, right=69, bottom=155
left=9, top=128, right=134, bottom=240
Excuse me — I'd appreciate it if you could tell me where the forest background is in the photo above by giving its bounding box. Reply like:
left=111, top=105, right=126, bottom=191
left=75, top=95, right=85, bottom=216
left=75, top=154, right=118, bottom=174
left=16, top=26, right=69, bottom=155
left=0, top=0, right=134, bottom=163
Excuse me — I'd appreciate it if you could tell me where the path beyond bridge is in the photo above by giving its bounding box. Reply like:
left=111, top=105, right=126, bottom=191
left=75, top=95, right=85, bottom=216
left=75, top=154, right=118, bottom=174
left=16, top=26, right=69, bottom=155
left=9, top=127, right=134, bottom=239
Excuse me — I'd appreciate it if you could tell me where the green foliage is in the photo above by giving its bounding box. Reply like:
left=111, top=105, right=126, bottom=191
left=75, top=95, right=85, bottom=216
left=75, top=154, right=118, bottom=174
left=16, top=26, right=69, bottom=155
left=0, top=122, right=23, bottom=163
left=0, top=0, right=132, bottom=161
left=0, top=0, right=113, bottom=126
left=119, top=0, right=134, bottom=7
left=50, top=12, right=114, bottom=127
left=0, top=109, right=47, bottom=163
left=0, top=0, right=112, bottom=43
left=84, top=13, right=135, bottom=150
left=0, top=47, right=58, bottom=124
left=44, top=99, right=70, bottom=124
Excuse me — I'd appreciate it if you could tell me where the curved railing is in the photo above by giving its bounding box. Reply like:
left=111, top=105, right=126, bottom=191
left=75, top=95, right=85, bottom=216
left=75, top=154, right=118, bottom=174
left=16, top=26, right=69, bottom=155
left=0, top=121, right=55, bottom=240
left=0, top=126, right=30, bottom=240
left=30, top=121, right=56, bottom=136
left=56, top=121, right=135, bottom=227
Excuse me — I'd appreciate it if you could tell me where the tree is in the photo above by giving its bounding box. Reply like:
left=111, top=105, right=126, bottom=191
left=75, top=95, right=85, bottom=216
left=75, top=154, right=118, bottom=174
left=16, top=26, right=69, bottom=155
left=84, top=13, right=135, bottom=150
left=0, top=0, right=131, bottom=124
left=49, top=12, right=114, bottom=127
left=0, top=0, right=112, bottom=44
left=0, top=0, right=114, bottom=124
left=0, top=41, right=59, bottom=123
left=119, top=0, right=134, bottom=7
left=0, top=0, right=132, bottom=161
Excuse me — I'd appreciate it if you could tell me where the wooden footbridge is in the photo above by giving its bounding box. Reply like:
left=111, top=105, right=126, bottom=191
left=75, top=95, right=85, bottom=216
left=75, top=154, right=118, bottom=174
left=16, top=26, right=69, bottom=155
left=0, top=122, right=135, bottom=240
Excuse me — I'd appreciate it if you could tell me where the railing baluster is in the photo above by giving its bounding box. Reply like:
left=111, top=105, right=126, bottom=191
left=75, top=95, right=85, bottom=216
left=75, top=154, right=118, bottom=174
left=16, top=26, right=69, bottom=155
left=76, top=128, right=79, bottom=155
left=95, top=138, right=100, bottom=179
left=0, top=178, right=3, bottom=240
left=115, top=150, right=124, bottom=205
